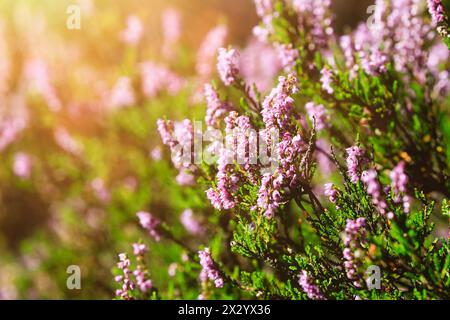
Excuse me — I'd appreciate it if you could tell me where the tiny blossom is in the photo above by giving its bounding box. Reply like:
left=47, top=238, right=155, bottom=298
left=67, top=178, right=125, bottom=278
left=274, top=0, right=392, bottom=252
left=140, top=62, right=184, bottom=98
left=343, top=218, right=366, bottom=287
left=109, top=76, right=135, bottom=109
left=217, top=47, right=240, bottom=86
left=240, top=38, right=281, bottom=93
left=150, top=146, right=162, bottom=161
left=261, top=73, right=299, bottom=129
left=137, top=211, right=161, bottom=242
left=198, top=248, right=224, bottom=288
left=324, top=183, right=338, bottom=205
left=54, top=128, right=84, bottom=156
left=176, top=169, right=195, bottom=186
left=0, top=117, right=26, bottom=152
left=292, top=0, right=334, bottom=51
left=390, top=161, right=411, bottom=213
left=305, top=102, right=328, bottom=130
left=168, top=263, right=178, bottom=277
left=299, top=271, right=326, bottom=300
left=132, top=243, right=147, bottom=256
left=180, top=209, right=205, bottom=235
left=361, top=169, right=391, bottom=218
left=359, top=48, right=388, bottom=76
left=13, top=152, right=32, bottom=179
left=346, top=146, right=363, bottom=183
left=115, top=253, right=135, bottom=300
left=91, top=178, right=111, bottom=204
left=204, top=83, right=231, bottom=128
left=162, top=8, right=181, bottom=58
left=24, top=58, right=61, bottom=112
left=120, top=15, right=143, bottom=45
left=320, top=67, right=334, bottom=94
left=427, top=0, right=446, bottom=24
left=196, top=25, right=228, bottom=78
left=276, top=43, right=299, bottom=72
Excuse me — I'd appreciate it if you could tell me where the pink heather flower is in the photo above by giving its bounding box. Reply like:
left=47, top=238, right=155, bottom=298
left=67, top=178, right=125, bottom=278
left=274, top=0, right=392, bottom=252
left=217, top=48, right=240, bottom=86
left=150, top=146, right=162, bottom=161
left=109, top=76, right=135, bottom=109
left=240, top=38, right=281, bottom=93
left=175, top=169, right=195, bottom=186
left=346, top=146, right=363, bottom=183
left=196, top=25, right=228, bottom=78
left=276, top=43, right=299, bottom=72
left=204, top=83, right=231, bottom=128
left=305, top=102, right=329, bottom=131
left=91, top=178, right=111, bottom=204
left=162, top=8, right=181, bottom=59
left=324, top=183, right=338, bottom=204
left=427, top=43, right=449, bottom=75
left=198, top=248, right=224, bottom=288
left=13, top=152, right=32, bottom=179
left=132, top=243, right=148, bottom=256
left=0, top=117, right=26, bottom=152
left=320, top=67, right=334, bottom=94
left=115, top=253, right=135, bottom=300
left=361, top=169, right=392, bottom=218
left=359, top=48, right=388, bottom=76
left=180, top=209, right=205, bottom=235
left=137, top=211, right=161, bottom=242
left=24, top=58, right=61, bottom=112
left=390, top=161, right=411, bottom=213
left=343, top=218, right=366, bottom=287
left=54, top=128, right=83, bottom=156
left=168, top=263, right=178, bottom=277
left=157, top=119, right=195, bottom=173
left=140, top=62, right=184, bottom=98
left=254, top=0, right=273, bottom=18
left=428, top=0, right=446, bottom=24
left=261, top=73, right=299, bottom=129
left=120, top=15, right=143, bottom=45
left=299, top=271, right=326, bottom=300
left=292, top=0, right=334, bottom=51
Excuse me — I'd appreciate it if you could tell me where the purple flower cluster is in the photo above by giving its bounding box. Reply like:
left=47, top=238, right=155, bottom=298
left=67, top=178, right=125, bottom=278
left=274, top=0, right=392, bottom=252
left=324, top=183, right=338, bottom=205
left=140, top=62, right=184, bottom=98
left=261, top=73, right=299, bottom=129
left=361, top=170, right=392, bottom=219
left=343, top=218, right=366, bottom=287
left=217, top=48, right=240, bottom=86
left=320, top=67, right=334, bottom=94
left=204, top=83, right=231, bottom=128
left=292, top=0, right=334, bottom=51
left=157, top=118, right=196, bottom=185
left=196, top=25, right=228, bottom=78
left=137, top=211, right=161, bottom=242
left=346, top=146, right=363, bottom=183
left=0, top=117, right=26, bottom=152
left=299, top=270, right=326, bottom=300
left=132, top=244, right=153, bottom=294
left=428, top=0, right=446, bottom=24
left=305, top=102, right=329, bottom=131
left=240, top=38, right=281, bottom=93
left=180, top=209, right=205, bottom=235
left=198, top=248, right=224, bottom=288
left=115, top=253, right=135, bottom=299
left=206, top=112, right=251, bottom=210
left=389, top=161, right=411, bottom=214
left=276, top=43, right=299, bottom=72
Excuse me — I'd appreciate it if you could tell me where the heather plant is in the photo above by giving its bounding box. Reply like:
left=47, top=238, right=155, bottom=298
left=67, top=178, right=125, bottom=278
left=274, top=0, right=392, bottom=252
left=0, top=0, right=448, bottom=301
left=128, top=0, right=450, bottom=300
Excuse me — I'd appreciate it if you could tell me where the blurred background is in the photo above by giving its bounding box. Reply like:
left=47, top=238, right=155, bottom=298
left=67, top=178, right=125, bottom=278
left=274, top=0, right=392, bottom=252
left=0, top=0, right=372, bottom=299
